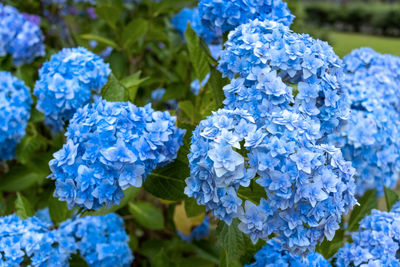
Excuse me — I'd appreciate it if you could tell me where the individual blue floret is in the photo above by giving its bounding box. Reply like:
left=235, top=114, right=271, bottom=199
left=198, top=0, right=294, bottom=34
left=59, top=213, right=134, bottom=267
left=334, top=207, right=400, bottom=266
left=185, top=108, right=356, bottom=255
left=0, top=214, right=75, bottom=266
left=49, top=98, right=185, bottom=209
left=0, top=4, right=45, bottom=66
left=329, top=48, right=400, bottom=197
left=246, top=240, right=331, bottom=267
left=177, top=216, right=210, bottom=242
left=34, top=47, right=111, bottom=132
left=172, top=7, right=220, bottom=43
left=218, top=20, right=350, bottom=137
left=0, top=71, right=32, bottom=161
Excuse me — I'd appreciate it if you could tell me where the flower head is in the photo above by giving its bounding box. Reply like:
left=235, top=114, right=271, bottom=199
left=0, top=4, right=45, bottom=66
left=0, top=71, right=32, bottom=161
left=49, top=98, right=185, bottom=209
left=34, top=47, right=111, bottom=132
left=198, top=0, right=294, bottom=33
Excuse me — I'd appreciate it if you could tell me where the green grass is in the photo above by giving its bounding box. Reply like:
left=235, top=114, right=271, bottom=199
left=329, top=31, right=400, bottom=58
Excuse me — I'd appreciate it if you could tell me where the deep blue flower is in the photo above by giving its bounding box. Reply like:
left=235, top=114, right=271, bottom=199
left=198, top=0, right=294, bottom=34
left=49, top=98, right=185, bottom=209
left=246, top=240, right=331, bottom=267
left=0, top=71, right=32, bottom=161
left=0, top=4, right=45, bottom=66
left=34, top=47, right=111, bottom=132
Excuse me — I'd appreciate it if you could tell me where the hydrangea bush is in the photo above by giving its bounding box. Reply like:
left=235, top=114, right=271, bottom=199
left=1, top=0, right=400, bottom=266
left=0, top=71, right=32, bottom=161
left=49, top=98, right=185, bottom=209
left=34, top=47, right=111, bottom=132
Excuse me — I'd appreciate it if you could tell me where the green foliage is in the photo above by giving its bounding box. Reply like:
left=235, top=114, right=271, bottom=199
left=384, top=187, right=399, bottom=211
left=348, top=189, right=378, bottom=232
left=129, top=202, right=164, bottom=230
left=15, top=192, right=35, bottom=219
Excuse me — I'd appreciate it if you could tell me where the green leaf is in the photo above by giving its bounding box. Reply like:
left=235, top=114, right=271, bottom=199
left=237, top=182, right=267, bottom=205
left=216, top=219, right=246, bottom=264
left=184, top=198, right=205, bottom=218
left=80, top=34, right=119, bottom=49
left=48, top=195, right=70, bottom=225
left=348, top=189, right=378, bottom=231
left=316, top=228, right=345, bottom=259
left=151, top=248, right=173, bottom=267
left=121, top=71, right=149, bottom=102
left=144, top=159, right=188, bottom=201
left=69, top=254, right=89, bottom=267
left=16, top=135, right=47, bottom=165
left=108, top=52, right=127, bottom=79
left=207, top=68, right=229, bottom=109
left=129, top=202, right=164, bottom=230
left=95, top=5, right=121, bottom=28
left=122, top=18, right=149, bottom=50
left=0, top=166, right=45, bottom=192
left=384, top=187, right=399, bottom=211
left=178, top=100, right=200, bottom=123
left=185, top=23, right=210, bottom=82
left=83, top=187, right=140, bottom=216
left=101, top=73, right=126, bottom=101
left=15, top=192, right=35, bottom=219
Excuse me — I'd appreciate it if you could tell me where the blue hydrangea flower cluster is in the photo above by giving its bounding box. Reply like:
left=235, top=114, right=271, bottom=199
left=34, top=47, right=111, bottom=132
left=172, top=8, right=220, bottom=44
left=329, top=47, right=400, bottom=197
left=0, top=4, right=45, bottom=66
left=186, top=108, right=356, bottom=254
left=334, top=207, right=400, bottom=266
left=49, top=99, right=185, bottom=209
left=198, top=0, right=294, bottom=34
left=0, top=71, right=32, bottom=161
left=186, top=19, right=356, bottom=255
left=0, top=214, right=75, bottom=266
left=218, top=20, right=350, bottom=135
left=60, top=213, right=134, bottom=266
left=246, top=240, right=331, bottom=267
left=177, top=216, right=210, bottom=242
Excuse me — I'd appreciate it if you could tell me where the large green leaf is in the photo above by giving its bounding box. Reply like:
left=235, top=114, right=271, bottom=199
left=15, top=193, right=35, bottom=219
left=316, top=221, right=345, bottom=259
left=121, top=71, right=149, bottom=102
left=237, top=182, right=267, bottom=205
left=348, top=189, right=378, bottom=231
left=48, top=195, right=70, bottom=225
left=384, top=187, right=399, bottom=211
left=207, top=67, right=228, bottom=109
left=83, top=187, right=140, bottom=216
left=144, top=159, right=188, bottom=201
left=121, top=18, right=149, bottom=50
left=217, top=219, right=246, bottom=265
left=0, top=166, right=44, bottom=192
left=16, top=135, right=47, bottom=165
left=185, top=23, right=210, bottom=82
left=129, top=201, right=164, bottom=230
left=101, top=73, right=126, bottom=101
left=95, top=5, right=121, bottom=28
left=184, top=198, right=205, bottom=218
